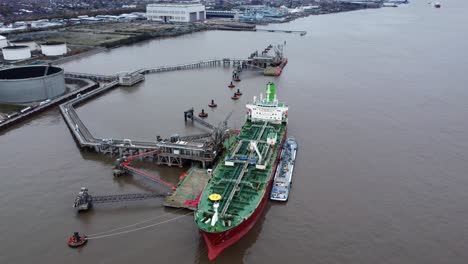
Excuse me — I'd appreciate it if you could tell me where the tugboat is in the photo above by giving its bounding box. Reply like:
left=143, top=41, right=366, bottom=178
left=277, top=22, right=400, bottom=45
left=228, top=82, right=235, bottom=88
left=199, top=109, right=208, bottom=118
left=68, top=232, right=87, bottom=248
left=208, top=99, right=217, bottom=108
left=235, top=89, right=242, bottom=96
left=231, top=93, right=239, bottom=100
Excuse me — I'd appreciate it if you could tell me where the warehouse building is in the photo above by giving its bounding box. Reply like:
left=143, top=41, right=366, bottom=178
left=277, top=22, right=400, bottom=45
left=146, top=3, right=206, bottom=23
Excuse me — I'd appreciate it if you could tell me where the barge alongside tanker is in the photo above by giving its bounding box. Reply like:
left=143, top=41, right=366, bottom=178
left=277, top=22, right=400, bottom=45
left=270, top=137, right=298, bottom=201
left=194, top=82, right=289, bottom=260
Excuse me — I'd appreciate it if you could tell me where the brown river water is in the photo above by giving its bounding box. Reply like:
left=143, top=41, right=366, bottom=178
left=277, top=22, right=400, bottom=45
left=1, top=1, right=468, bottom=263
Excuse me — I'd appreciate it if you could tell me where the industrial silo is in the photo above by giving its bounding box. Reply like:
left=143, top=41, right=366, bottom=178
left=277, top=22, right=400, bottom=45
left=41, top=42, right=67, bottom=56
left=9, top=40, right=39, bottom=51
left=2, top=46, right=31, bottom=61
left=0, top=35, right=8, bottom=48
left=0, top=65, right=66, bottom=104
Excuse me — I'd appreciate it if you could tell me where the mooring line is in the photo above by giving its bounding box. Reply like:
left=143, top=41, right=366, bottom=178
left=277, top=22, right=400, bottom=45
left=87, top=208, right=186, bottom=237
left=88, top=212, right=193, bottom=240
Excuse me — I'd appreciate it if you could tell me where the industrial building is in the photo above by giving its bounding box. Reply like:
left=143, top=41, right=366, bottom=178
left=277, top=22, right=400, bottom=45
left=9, top=40, right=40, bottom=51
left=0, top=65, right=66, bottom=104
left=146, top=3, right=206, bottom=23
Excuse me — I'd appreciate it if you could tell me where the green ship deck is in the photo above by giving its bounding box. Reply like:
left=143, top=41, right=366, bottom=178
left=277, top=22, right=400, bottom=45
left=195, top=120, right=286, bottom=233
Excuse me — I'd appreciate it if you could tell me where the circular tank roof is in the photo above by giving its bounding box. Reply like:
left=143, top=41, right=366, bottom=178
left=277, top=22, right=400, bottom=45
left=10, top=38, right=34, bottom=43
left=0, top=65, right=63, bottom=80
left=42, top=41, right=65, bottom=46
left=3, top=45, right=29, bottom=50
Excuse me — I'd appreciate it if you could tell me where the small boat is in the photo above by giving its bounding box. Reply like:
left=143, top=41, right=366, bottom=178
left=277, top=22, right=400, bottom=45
left=68, top=232, right=87, bottom=248
left=434, top=2, right=441, bottom=8
left=235, top=89, right=242, bottom=96
left=231, top=93, right=239, bottom=100
left=270, top=137, right=297, bottom=201
left=228, top=82, right=235, bottom=88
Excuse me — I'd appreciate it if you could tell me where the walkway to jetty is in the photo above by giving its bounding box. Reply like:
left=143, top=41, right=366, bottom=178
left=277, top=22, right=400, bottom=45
left=58, top=56, right=263, bottom=168
left=60, top=83, right=219, bottom=168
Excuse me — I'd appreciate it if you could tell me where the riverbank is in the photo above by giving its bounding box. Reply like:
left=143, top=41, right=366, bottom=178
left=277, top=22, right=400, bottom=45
left=2, top=1, right=394, bottom=67
left=4, top=22, right=210, bottom=66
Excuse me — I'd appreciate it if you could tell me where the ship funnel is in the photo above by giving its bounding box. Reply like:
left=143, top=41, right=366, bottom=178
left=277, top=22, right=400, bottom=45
left=267, top=82, right=276, bottom=102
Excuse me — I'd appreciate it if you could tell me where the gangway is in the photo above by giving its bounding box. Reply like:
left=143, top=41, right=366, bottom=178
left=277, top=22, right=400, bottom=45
left=114, top=149, right=177, bottom=191
left=120, top=164, right=176, bottom=191
left=184, top=108, right=216, bottom=130
left=73, top=187, right=167, bottom=211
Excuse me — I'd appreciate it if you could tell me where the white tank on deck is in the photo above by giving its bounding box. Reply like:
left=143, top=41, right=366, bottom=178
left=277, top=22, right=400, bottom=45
left=41, top=42, right=67, bottom=56
left=0, top=35, right=8, bottom=49
left=2, top=45, right=31, bottom=61
left=9, top=40, right=39, bottom=51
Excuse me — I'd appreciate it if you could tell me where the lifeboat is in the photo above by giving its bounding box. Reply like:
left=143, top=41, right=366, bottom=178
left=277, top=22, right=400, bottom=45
left=208, top=99, right=217, bottom=108
left=235, top=89, right=242, bottom=96
left=228, top=82, right=235, bottom=88
left=231, top=93, right=239, bottom=100
left=68, top=232, right=87, bottom=248
left=199, top=109, right=208, bottom=118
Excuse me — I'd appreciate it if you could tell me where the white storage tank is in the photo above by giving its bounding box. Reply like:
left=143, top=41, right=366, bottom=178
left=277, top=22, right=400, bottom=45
left=0, top=65, right=66, bottom=104
left=2, top=46, right=31, bottom=61
left=9, top=40, right=39, bottom=51
left=41, top=42, right=67, bottom=56
left=0, top=35, right=8, bottom=48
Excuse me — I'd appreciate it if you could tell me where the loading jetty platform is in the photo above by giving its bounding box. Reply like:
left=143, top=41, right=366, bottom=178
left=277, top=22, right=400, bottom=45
left=74, top=167, right=211, bottom=211
left=256, top=29, right=307, bottom=36
left=164, top=168, right=212, bottom=211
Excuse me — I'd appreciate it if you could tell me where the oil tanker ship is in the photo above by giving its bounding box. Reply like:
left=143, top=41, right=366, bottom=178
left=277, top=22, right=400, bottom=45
left=194, top=82, right=288, bottom=260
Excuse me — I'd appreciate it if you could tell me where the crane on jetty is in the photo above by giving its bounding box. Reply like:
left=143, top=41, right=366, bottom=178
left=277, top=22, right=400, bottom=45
left=73, top=111, right=233, bottom=212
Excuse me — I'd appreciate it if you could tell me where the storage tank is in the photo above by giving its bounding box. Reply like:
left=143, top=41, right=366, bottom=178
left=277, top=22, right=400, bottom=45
left=2, top=46, right=31, bottom=61
left=0, top=65, right=66, bottom=104
left=0, top=35, right=8, bottom=48
left=9, top=40, right=39, bottom=51
left=41, top=42, right=67, bottom=56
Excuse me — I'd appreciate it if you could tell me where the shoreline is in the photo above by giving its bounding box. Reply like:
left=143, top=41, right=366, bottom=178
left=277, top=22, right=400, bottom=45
left=4, top=4, right=387, bottom=67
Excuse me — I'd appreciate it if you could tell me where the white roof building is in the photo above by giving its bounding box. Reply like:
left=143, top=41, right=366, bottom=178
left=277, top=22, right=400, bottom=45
left=147, top=3, right=206, bottom=23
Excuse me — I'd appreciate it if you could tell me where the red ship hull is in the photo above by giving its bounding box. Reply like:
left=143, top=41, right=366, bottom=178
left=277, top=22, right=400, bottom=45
left=199, top=130, right=287, bottom=260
